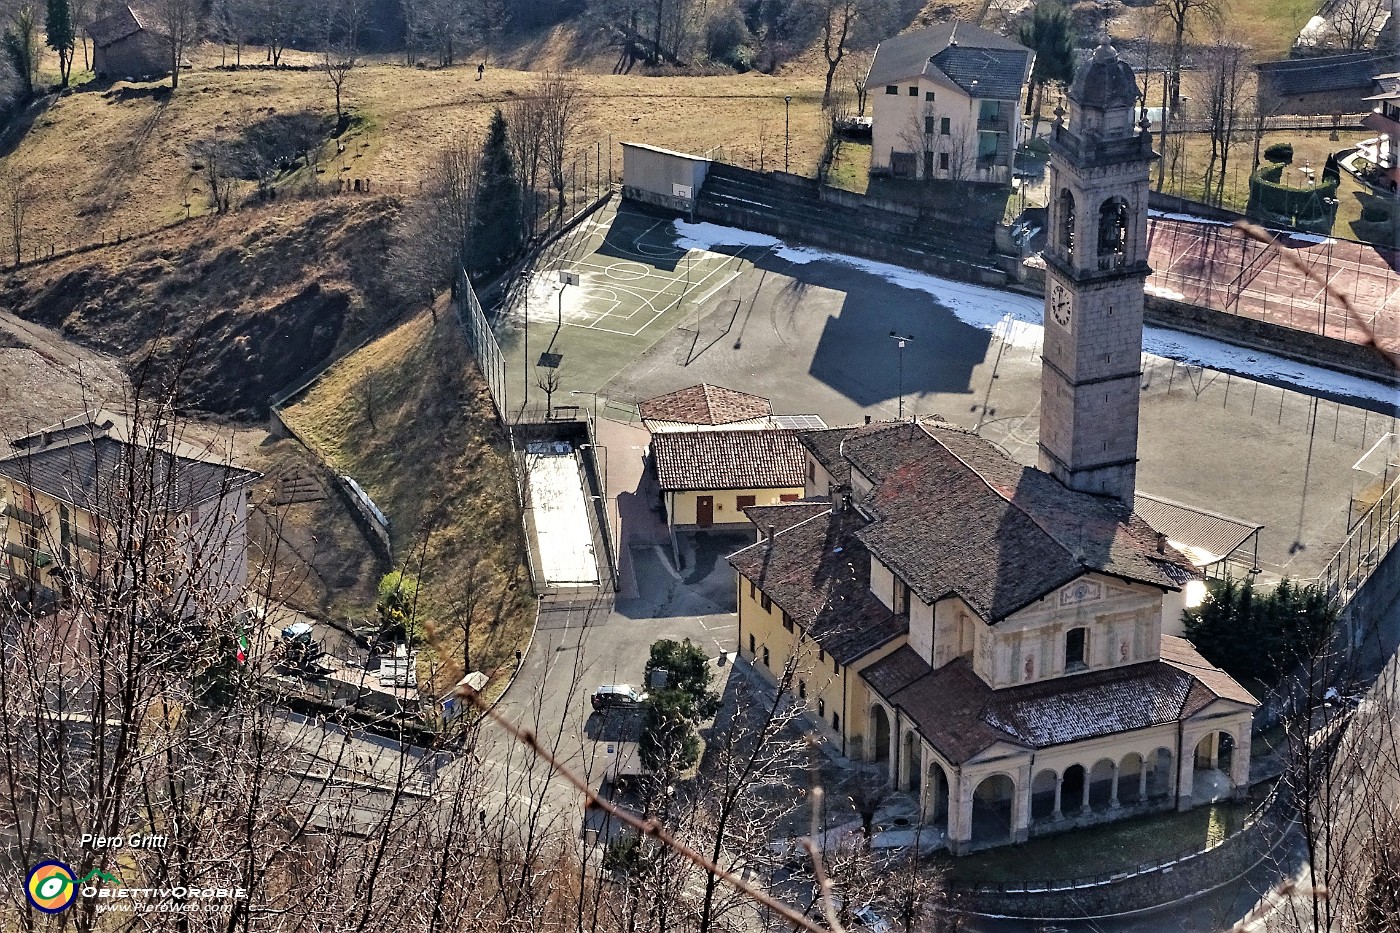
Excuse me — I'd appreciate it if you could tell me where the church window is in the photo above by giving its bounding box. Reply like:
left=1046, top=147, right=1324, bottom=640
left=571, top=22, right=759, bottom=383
left=1066, top=627, right=1087, bottom=670
left=1058, top=189, right=1076, bottom=260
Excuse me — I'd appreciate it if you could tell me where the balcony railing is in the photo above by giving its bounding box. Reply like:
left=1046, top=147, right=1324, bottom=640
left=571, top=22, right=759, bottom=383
left=3, top=541, right=52, bottom=566
left=978, top=116, right=1008, bottom=130
left=3, top=502, right=42, bottom=526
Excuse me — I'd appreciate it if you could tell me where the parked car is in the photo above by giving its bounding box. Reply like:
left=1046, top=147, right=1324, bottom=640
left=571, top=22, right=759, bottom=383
left=853, top=905, right=892, bottom=933
left=591, top=684, right=647, bottom=711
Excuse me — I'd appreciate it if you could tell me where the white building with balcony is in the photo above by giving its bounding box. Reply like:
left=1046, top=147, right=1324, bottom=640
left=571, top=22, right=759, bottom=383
left=866, top=21, right=1033, bottom=186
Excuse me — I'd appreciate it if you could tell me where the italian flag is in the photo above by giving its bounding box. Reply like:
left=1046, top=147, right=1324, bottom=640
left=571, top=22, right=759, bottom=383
left=235, top=627, right=249, bottom=664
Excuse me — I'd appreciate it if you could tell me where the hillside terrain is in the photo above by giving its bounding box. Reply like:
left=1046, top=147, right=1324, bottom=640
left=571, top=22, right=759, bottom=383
left=280, top=308, right=534, bottom=692
left=0, top=197, right=399, bottom=417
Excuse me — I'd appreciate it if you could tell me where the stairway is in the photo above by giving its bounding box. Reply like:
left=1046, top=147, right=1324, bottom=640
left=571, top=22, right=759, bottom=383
left=693, top=162, right=1004, bottom=284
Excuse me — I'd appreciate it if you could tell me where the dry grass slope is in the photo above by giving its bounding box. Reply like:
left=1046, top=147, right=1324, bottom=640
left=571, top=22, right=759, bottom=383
left=280, top=308, right=533, bottom=694
left=1, top=60, right=828, bottom=252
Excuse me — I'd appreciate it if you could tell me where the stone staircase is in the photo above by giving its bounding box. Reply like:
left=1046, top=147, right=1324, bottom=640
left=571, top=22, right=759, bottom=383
left=693, top=162, right=1007, bottom=286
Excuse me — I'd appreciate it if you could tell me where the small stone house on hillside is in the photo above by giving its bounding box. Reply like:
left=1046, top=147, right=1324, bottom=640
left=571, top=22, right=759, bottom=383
left=0, top=411, right=259, bottom=613
left=866, top=21, right=1033, bottom=185
left=88, top=4, right=169, bottom=80
left=730, top=419, right=1257, bottom=854
left=1255, top=52, right=1394, bottom=116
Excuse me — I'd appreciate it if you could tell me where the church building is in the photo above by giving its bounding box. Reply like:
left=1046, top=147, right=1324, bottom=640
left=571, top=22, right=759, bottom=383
left=728, top=39, right=1257, bottom=854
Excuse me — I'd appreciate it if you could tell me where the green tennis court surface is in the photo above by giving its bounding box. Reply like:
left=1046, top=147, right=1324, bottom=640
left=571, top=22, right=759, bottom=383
left=497, top=201, right=757, bottom=415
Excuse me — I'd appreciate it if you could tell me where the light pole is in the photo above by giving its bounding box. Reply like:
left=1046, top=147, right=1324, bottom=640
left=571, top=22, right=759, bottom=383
left=521, top=270, right=531, bottom=412
left=889, top=331, right=914, bottom=420
left=784, top=96, right=792, bottom=173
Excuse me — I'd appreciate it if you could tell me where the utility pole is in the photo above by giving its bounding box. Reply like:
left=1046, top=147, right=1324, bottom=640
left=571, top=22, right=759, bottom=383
left=785, top=96, right=793, bottom=173
left=889, top=331, right=914, bottom=419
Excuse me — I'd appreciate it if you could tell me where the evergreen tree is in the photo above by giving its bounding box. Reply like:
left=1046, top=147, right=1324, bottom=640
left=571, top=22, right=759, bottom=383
left=1017, top=1, right=1076, bottom=139
left=467, top=107, right=523, bottom=276
left=638, top=689, right=701, bottom=777
left=644, top=637, right=720, bottom=720
left=45, top=0, right=74, bottom=87
left=1184, top=576, right=1337, bottom=684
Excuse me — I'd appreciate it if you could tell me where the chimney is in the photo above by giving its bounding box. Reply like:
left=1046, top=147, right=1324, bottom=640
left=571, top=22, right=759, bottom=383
left=765, top=525, right=775, bottom=546
left=39, top=430, right=51, bottom=448
left=1156, top=532, right=1167, bottom=554
left=864, top=415, right=872, bottom=425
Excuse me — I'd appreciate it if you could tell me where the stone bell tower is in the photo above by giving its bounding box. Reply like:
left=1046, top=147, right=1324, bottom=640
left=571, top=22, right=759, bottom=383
left=1037, top=38, right=1157, bottom=507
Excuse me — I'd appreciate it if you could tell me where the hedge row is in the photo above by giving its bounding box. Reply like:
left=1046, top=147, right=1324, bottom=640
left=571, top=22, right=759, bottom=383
left=1246, top=163, right=1338, bottom=235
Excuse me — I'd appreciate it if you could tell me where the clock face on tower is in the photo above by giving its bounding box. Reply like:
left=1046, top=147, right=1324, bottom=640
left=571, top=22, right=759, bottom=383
left=1050, top=283, right=1074, bottom=330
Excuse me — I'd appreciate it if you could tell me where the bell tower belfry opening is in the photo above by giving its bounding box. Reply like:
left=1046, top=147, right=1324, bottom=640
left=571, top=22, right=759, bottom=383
left=1038, top=37, right=1158, bottom=506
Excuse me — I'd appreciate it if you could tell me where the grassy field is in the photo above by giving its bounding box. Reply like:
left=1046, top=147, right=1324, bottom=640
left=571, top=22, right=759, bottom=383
left=1160, top=130, right=1384, bottom=242
left=1229, top=0, right=1318, bottom=60
left=0, top=53, right=829, bottom=253
left=281, top=306, right=535, bottom=694
left=940, top=795, right=1261, bottom=884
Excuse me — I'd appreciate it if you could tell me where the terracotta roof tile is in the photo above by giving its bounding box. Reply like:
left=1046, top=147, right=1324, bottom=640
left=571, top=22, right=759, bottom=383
left=798, top=426, right=856, bottom=488
left=652, top=429, right=805, bottom=492
left=844, top=420, right=1195, bottom=621
left=729, top=507, right=908, bottom=665
left=639, top=384, right=772, bottom=426
left=742, top=501, right=833, bottom=536
left=865, top=641, right=1256, bottom=765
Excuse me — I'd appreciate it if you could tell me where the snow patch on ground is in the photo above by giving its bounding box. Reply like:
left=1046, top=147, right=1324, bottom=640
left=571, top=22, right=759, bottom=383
left=526, top=447, right=599, bottom=586
left=672, top=219, right=1400, bottom=407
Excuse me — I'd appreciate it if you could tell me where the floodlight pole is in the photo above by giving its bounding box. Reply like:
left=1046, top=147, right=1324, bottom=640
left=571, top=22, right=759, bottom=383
left=521, top=270, right=531, bottom=412
left=889, top=331, right=914, bottom=420
left=784, top=96, right=793, bottom=173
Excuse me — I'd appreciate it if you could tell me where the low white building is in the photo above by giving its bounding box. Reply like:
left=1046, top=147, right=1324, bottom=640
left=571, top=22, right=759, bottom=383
left=866, top=21, right=1033, bottom=185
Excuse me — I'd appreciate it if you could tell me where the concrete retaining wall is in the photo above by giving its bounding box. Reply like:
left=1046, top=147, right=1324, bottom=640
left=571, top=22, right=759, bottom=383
left=1143, top=295, right=1399, bottom=388
left=955, top=811, right=1291, bottom=918
left=694, top=201, right=1008, bottom=287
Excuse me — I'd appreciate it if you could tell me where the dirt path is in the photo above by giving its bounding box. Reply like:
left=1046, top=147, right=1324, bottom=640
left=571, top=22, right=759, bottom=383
left=0, top=309, right=127, bottom=441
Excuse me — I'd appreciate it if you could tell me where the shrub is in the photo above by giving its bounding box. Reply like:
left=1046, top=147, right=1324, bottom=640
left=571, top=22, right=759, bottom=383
left=1183, top=577, right=1336, bottom=684
left=644, top=638, right=719, bottom=719
left=639, top=690, right=701, bottom=775
left=377, top=570, right=423, bottom=639
left=706, top=4, right=752, bottom=70
left=1264, top=142, right=1294, bottom=164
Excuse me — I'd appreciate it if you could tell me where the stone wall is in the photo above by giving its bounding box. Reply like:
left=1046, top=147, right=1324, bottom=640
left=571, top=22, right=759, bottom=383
left=952, top=810, right=1292, bottom=918
left=694, top=201, right=1008, bottom=287
left=1143, top=295, right=1399, bottom=387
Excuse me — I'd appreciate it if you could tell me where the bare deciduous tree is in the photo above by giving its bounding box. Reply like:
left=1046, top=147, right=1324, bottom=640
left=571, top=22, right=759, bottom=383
left=1, top=168, right=34, bottom=266
left=1195, top=37, right=1246, bottom=207
left=152, top=0, right=201, bottom=89
left=1155, top=0, right=1222, bottom=108
left=539, top=72, right=579, bottom=215
left=1327, top=0, right=1388, bottom=50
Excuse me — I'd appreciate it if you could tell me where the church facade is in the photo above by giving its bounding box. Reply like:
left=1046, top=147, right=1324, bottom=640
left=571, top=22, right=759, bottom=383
left=727, top=40, right=1257, bottom=854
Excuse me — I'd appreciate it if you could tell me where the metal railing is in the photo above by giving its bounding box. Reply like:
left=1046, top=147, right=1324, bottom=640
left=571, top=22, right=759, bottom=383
left=1318, top=471, right=1400, bottom=609
left=946, top=783, right=1284, bottom=894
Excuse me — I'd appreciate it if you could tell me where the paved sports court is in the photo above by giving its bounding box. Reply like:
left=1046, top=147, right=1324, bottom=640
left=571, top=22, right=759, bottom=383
left=495, top=200, right=1400, bottom=585
left=1146, top=216, right=1400, bottom=352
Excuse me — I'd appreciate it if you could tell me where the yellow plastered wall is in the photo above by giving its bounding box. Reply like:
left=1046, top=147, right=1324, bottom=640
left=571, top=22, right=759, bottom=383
left=2, top=481, right=101, bottom=583
left=668, top=487, right=805, bottom=526
left=736, top=571, right=908, bottom=757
